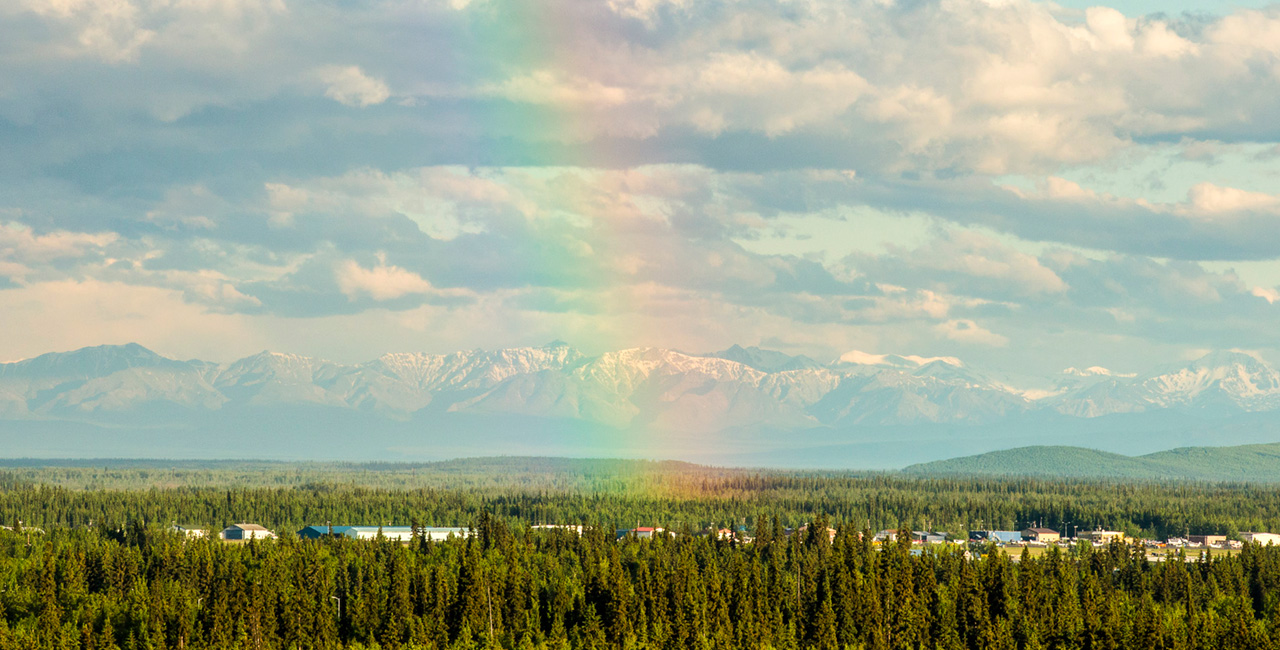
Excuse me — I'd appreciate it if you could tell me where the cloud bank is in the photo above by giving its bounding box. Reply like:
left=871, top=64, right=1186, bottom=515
left=1, top=0, right=1279, bottom=375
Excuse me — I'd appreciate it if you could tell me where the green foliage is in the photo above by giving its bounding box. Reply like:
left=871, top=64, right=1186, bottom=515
left=904, top=442, right=1280, bottom=482
left=2, top=458, right=1280, bottom=647
left=3, top=457, right=1280, bottom=539
left=4, top=524, right=1279, bottom=649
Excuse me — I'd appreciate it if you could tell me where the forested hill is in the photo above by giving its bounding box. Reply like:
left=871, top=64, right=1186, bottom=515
left=903, top=442, right=1280, bottom=481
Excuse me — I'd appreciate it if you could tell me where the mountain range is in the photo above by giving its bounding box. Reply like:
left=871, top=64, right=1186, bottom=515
left=3, top=343, right=1280, bottom=467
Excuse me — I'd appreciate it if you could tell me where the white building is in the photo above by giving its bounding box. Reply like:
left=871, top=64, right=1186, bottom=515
left=220, top=524, right=276, bottom=540
left=297, top=525, right=470, bottom=542
left=1242, top=532, right=1280, bottom=546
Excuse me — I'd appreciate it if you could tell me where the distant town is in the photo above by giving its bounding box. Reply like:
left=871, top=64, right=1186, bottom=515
left=172, top=521, right=1280, bottom=560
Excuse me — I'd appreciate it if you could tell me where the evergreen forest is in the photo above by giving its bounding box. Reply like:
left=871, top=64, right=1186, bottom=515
left=1, top=458, right=1280, bottom=648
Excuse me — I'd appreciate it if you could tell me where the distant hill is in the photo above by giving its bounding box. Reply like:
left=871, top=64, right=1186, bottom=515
left=903, top=442, right=1280, bottom=482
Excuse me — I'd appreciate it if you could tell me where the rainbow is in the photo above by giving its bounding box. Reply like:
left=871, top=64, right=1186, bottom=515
left=444, top=1, right=654, bottom=353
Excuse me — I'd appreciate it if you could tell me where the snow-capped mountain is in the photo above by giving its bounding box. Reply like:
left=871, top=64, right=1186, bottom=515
left=1135, top=351, right=1280, bottom=412
left=6, top=343, right=1280, bottom=465
left=0, top=343, right=1032, bottom=428
left=1044, top=350, right=1280, bottom=417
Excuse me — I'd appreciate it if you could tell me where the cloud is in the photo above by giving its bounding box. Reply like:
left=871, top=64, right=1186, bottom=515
left=484, top=70, right=629, bottom=108
left=863, top=229, right=1068, bottom=298
left=2, top=0, right=1280, bottom=373
left=1184, top=183, right=1280, bottom=215
left=1252, top=286, right=1280, bottom=304
left=0, top=222, right=118, bottom=265
left=933, top=319, right=1008, bottom=347
left=0, top=279, right=255, bottom=362
left=12, top=0, right=156, bottom=63
left=336, top=257, right=435, bottom=301
left=316, top=65, right=391, bottom=107
left=5, top=0, right=1275, bottom=176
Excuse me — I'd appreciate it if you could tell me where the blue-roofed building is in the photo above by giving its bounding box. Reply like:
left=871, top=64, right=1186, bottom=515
left=297, top=525, right=471, bottom=542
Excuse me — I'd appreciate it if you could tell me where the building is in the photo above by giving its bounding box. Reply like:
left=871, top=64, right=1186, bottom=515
left=911, top=531, right=947, bottom=544
left=873, top=529, right=899, bottom=542
left=1187, top=534, right=1226, bottom=547
left=220, top=524, right=275, bottom=540
left=171, top=525, right=207, bottom=539
left=617, top=526, right=666, bottom=540
left=970, top=530, right=1023, bottom=543
left=1022, top=528, right=1060, bottom=543
left=1078, top=530, right=1126, bottom=544
left=531, top=524, right=585, bottom=536
left=1242, top=532, right=1280, bottom=545
left=297, top=525, right=470, bottom=542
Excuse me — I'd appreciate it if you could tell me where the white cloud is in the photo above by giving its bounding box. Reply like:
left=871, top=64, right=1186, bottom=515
left=5, top=0, right=1280, bottom=374
left=335, top=258, right=433, bottom=301
left=607, top=0, right=689, bottom=23
left=1252, top=286, right=1280, bottom=304
left=0, top=222, right=118, bottom=265
left=1084, top=7, right=1134, bottom=52
left=15, top=0, right=155, bottom=63
left=1185, top=183, right=1280, bottom=216
left=7, top=0, right=1280, bottom=174
left=316, top=65, right=390, bottom=107
left=839, top=349, right=963, bottom=366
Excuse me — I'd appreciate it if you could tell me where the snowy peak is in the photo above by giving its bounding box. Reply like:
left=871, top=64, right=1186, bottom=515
left=1136, top=351, right=1280, bottom=410
left=7, top=343, right=1280, bottom=432
left=0, top=343, right=186, bottom=380
left=836, top=350, right=964, bottom=369
left=215, top=351, right=332, bottom=385
left=707, top=345, right=823, bottom=372
left=1063, top=366, right=1134, bottom=378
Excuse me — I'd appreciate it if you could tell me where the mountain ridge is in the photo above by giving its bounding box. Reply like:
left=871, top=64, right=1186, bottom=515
left=903, top=442, right=1280, bottom=482
left=5, top=343, right=1280, bottom=466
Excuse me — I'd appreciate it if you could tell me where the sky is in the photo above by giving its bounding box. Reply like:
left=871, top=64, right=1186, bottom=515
left=1, top=0, right=1279, bottom=377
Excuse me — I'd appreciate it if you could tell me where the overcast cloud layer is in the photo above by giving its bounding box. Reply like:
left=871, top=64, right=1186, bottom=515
left=3, top=0, right=1280, bottom=376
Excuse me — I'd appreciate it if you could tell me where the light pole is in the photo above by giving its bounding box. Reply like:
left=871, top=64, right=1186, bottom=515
left=331, top=596, right=342, bottom=619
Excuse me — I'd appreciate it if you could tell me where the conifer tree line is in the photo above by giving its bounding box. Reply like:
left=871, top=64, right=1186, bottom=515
left=3, top=515, right=1280, bottom=649
left=3, top=468, right=1280, bottom=538
left=5, top=464, right=1280, bottom=648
